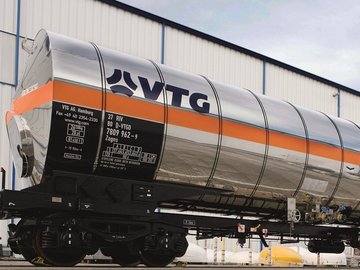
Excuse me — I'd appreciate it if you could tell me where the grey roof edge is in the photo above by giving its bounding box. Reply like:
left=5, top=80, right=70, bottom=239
left=99, top=0, right=359, bottom=96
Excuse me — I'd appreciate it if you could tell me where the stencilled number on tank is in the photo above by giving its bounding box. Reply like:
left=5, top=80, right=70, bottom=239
left=121, top=130, right=131, bottom=138
left=52, top=102, right=101, bottom=168
left=102, top=143, right=157, bottom=165
left=106, top=128, right=119, bottom=136
left=66, top=123, right=85, bottom=145
left=100, top=112, right=160, bottom=171
left=105, top=113, right=138, bottom=141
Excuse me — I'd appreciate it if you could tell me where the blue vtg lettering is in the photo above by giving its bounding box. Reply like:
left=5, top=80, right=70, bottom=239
left=107, top=69, right=210, bottom=114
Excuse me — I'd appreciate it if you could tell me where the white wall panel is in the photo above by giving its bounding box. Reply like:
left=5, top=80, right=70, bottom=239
left=20, top=0, right=162, bottom=62
left=340, top=91, right=360, bottom=124
left=0, top=84, right=13, bottom=245
left=0, top=84, right=13, bottom=188
left=165, top=27, right=263, bottom=93
left=0, top=0, right=17, bottom=34
left=0, top=34, right=28, bottom=86
left=266, top=63, right=338, bottom=116
left=0, top=32, right=15, bottom=84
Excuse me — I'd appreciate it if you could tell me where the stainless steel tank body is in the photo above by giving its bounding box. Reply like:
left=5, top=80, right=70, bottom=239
left=6, top=30, right=360, bottom=217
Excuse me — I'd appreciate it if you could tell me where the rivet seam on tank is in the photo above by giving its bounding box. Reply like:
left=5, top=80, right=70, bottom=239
left=287, top=102, right=310, bottom=197
left=147, top=59, right=168, bottom=179
left=323, top=113, right=344, bottom=205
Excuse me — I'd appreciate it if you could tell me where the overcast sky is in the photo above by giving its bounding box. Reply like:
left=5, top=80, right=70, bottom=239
left=120, top=0, right=360, bottom=91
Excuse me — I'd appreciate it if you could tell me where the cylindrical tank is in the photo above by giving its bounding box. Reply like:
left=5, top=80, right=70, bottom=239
left=6, top=30, right=360, bottom=217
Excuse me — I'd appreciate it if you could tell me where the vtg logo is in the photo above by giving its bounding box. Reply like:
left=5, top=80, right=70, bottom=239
left=106, top=69, right=210, bottom=114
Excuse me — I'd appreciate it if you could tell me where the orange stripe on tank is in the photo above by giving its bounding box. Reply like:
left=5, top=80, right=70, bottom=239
left=168, top=107, right=219, bottom=133
left=12, top=81, right=53, bottom=114
left=223, top=121, right=266, bottom=144
left=106, top=92, right=164, bottom=123
left=5, top=111, right=16, bottom=125
left=309, top=141, right=342, bottom=161
left=344, top=150, right=360, bottom=165
left=269, top=131, right=307, bottom=153
left=53, top=81, right=102, bottom=110
left=10, top=80, right=360, bottom=165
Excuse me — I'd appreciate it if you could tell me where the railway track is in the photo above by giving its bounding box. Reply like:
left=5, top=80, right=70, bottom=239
left=0, top=260, right=353, bottom=270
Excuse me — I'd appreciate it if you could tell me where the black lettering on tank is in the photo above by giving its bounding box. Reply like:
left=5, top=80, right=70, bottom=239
left=190, top=93, right=210, bottom=114
left=106, top=68, right=211, bottom=114
left=138, top=77, right=164, bottom=100
left=165, top=84, right=189, bottom=108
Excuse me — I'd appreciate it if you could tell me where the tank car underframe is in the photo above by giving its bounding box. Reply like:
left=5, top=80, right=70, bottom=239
left=1, top=170, right=360, bottom=266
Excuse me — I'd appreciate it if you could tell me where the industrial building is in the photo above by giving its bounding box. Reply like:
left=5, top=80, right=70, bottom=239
left=1, top=0, right=359, bottom=261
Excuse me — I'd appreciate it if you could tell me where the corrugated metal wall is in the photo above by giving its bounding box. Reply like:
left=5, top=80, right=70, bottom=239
left=0, top=84, right=14, bottom=245
left=0, top=0, right=360, bottom=245
left=165, top=27, right=264, bottom=93
left=0, top=32, right=16, bottom=84
left=0, top=0, right=17, bottom=33
left=0, top=84, right=13, bottom=189
left=20, top=0, right=162, bottom=61
left=341, top=91, right=360, bottom=124
left=265, top=63, right=339, bottom=116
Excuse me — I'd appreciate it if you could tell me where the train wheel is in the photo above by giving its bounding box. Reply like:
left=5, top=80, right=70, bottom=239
left=21, top=249, right=49, bottom=267
left=33, top=227, right=86, bottom=267
left=101, top=243, right=141, bottom=267
left=17, top=228, right=49, bottom=266
left=112, top=251, right=141, bottom=266
left=139, top=251, right=175, bottom=267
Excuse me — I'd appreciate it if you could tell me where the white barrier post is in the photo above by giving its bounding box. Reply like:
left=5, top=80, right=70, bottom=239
left=221, top=238, right=225, bottom=264
left=214, top=238, right=218, bottom=264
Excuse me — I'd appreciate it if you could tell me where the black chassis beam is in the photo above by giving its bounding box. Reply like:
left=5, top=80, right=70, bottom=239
left=153, top=212, right=360, bottom=241
left=0, top=170, right=359, bottom=242
left=9, top=216, right=153, bottom=244
left=0, top=170, right=227, bottom=219
left=7, top=210, right=360, bottom=246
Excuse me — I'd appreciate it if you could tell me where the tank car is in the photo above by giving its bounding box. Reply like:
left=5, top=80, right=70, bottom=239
left=2, top=29, right=360, bottom=266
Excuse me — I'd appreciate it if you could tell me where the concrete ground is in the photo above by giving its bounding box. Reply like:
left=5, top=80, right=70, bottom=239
left=0, top=259, right=353, bottom=269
